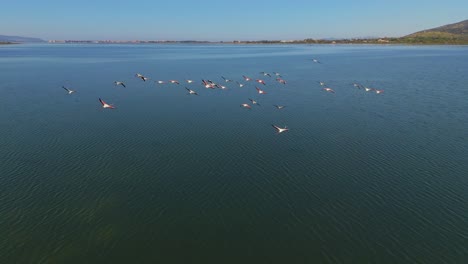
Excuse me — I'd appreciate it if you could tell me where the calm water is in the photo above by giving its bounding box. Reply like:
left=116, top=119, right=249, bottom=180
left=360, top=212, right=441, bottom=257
left=1, top=43, right=467, bottom=263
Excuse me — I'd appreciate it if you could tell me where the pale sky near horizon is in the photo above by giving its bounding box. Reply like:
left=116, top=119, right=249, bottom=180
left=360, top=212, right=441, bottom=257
left=1, top=0, right=467, bottom=40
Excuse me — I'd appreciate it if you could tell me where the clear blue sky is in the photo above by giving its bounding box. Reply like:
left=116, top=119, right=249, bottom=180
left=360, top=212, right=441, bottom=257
left=1, top=0, right=467, bottom=40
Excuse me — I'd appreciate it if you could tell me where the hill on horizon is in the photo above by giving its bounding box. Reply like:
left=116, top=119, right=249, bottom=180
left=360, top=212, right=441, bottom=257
left=0, top=35, right=45, bottom=43
left=402, top=19, right=468, bottom=43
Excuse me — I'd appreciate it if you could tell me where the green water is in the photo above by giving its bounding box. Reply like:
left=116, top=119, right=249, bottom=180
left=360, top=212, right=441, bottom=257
left=1, top=44, right=467, bottom=263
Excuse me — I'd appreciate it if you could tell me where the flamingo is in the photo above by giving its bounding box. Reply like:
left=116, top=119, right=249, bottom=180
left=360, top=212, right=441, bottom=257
left=272, top=125, right=289, bottom=133
left=312, top=58, right=322, bottom=64
left=221, top=76, right=232, bottom=82
left=62, top=86, right=75, bottom=94
left=240, top=103, right=252, bottom=109
left=274, top=105, right=286, bottom=109
left=323, top=88, right=335, bottom=93
left=276, top=78, right=286, bottom=85
left=249, top=98, right=260, bottom=106
left=114, top=81, right=126, bottom=88
left=99, top=98, right=115, bottom=109
left=136, top=74, right=148, bottom=81
left=186, top=87, right=198, bottom=95
left=256, top=87, right=267, bottom=94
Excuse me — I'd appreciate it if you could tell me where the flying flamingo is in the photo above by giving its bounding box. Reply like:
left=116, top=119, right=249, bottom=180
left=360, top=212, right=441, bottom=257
left=274, top=105, right=286, bottom=109
left=323, top=88, right=335, bottom=93
left=114, top=81, right=126, bottom=88
left=62, top=86, right=75, bottom=94
left=272, top=125, right=289, bottom=133
left=186, top=87, right=198, bottom=95
left=240, top=103, right=252, bottom=109
left=256, top=87, right=267, bottom=94
left=249, top=98, right=261, bottom=106
left=99, top=98, right=115, bottom=109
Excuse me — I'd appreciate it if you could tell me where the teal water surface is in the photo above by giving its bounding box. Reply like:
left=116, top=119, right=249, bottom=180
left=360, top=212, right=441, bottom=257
left=0, top=44, right=467, bottom=263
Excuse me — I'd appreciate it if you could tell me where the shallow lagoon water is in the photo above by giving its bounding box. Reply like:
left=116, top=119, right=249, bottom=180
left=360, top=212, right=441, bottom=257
left=0, top=43, right=467, bottom=263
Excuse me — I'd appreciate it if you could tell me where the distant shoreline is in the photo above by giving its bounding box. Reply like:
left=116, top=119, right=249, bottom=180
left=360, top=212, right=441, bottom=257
left=7, top=43, right=468, bottom=46
left=4, top=19, right=467, bottom=46
left=43, top=39, right=468, bottom=45
left=5, top=40, right=468, bottom=46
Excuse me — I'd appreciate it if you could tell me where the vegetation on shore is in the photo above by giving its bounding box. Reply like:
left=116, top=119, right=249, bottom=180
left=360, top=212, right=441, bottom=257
left=49, top=37, right=468, bottom=45
left=400, top=19, right=468, bottom=45
left=400, top=34, right=468, bottom=45
left=230, top=37, right=468, bottom=45
left=237, top=20, right=468, bottom=45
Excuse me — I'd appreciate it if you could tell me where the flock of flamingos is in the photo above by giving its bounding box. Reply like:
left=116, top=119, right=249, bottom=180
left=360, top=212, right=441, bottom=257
left=61, top=58, right=384, bottom=133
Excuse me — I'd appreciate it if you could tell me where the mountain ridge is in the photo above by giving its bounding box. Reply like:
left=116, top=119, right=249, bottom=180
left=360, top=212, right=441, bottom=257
left=0, top=35, right=45, bottom=43
left=406, top=19, right=468, bottom=37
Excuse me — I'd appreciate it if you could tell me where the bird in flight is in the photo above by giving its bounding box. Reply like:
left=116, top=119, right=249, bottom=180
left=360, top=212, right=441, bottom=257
left=323, top=87, right=335, bottom=93
left=99, top=98, right=115, bottom=109
left=312, top=58, right=322, bottom=64
left=256, top=79, right=266, bottom=85
left=240, top=103, right=252, bottom=109
left=202, top=79, right=216, bottom=89
left=276, top=78, right=286, bottom=85
left=256, top=87, right=267, bottom=94
left=352, top=82, right=362, bottom=89
left=243, top=75, right=251, bottom=81
left=375, top=89, right=384, bottom=94
left=169, top=80, right=180, bottom=85
left=136, top=73, right=148, bottom=81
left=249, top=98, right=260, bottom=106
left=274, top=105, right=286, bottom=110
left=260, top=72, right=271, bottom=77
left=62, top=86, right=75, bottom=94
left=215, top=84, right=227, bottom=89
left=272, top=125, right=289, bottom=133
left=114, top=81, right=126, bottom=88
left=186, top=87, right=198, bottom=95
left=236, top=81, right=244, bottom=88
left=221, top=76, right=232, bottom=82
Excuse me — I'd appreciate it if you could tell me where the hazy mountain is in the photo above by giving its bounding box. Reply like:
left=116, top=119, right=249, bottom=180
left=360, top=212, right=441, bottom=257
left=0, top=35, right=45, bottom=43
